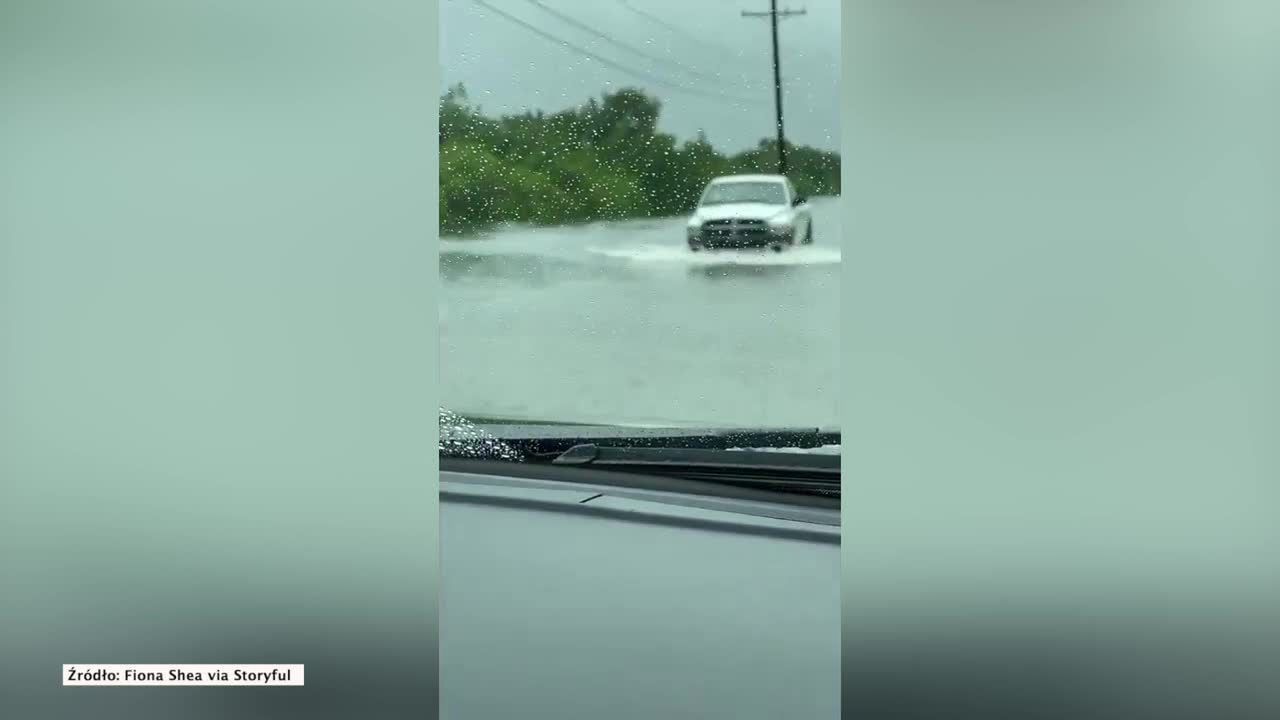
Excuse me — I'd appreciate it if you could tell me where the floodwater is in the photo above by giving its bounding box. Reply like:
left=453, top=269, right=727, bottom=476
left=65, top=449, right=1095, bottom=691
left=440, top=198, right=840, bottom=428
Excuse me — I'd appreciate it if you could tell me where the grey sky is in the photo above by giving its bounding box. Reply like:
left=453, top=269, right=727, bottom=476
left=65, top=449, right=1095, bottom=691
left=441, top=0, right=840, bottom=153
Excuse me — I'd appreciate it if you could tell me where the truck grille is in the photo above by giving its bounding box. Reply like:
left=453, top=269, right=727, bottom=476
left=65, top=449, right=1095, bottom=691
left=702, top=218, right=768, bottom=241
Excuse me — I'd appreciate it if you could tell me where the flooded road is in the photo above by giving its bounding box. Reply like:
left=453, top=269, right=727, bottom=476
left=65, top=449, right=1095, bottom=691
left=440, top=198, right=840, bottom=428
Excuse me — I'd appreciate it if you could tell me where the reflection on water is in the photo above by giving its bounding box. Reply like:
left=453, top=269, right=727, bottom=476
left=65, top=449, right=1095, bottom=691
left=442, top=246, right=816, bottom=285
left=688, top=263, right=796, bottom=281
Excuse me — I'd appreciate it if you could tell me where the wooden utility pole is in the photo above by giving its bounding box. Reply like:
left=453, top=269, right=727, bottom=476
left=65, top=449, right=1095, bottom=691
left=742, top=1, right=806, bottom=176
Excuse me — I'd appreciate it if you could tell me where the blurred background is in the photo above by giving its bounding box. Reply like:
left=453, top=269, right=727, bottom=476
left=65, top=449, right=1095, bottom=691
left=842, top=2, right=1280, bottom=717
left=1, top=2, right=437, bottom=718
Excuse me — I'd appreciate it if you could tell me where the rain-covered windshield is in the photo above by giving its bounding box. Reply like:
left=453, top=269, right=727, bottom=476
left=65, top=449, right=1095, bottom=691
left=440, top=0, right=840, bottom=452
left=699, top=181, right=787, bottom=207
left=439, top=409, right=522, bottom=461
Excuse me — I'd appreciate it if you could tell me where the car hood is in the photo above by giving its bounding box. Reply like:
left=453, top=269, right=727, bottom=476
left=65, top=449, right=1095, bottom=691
left=691, top=203, right=789, bottom=223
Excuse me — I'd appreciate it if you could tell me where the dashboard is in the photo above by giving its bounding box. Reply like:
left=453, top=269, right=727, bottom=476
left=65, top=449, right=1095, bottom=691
left=439, top=463, right=840, bottom=719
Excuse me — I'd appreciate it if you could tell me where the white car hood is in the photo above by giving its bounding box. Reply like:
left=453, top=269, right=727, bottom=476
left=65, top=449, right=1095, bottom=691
left=691, top=203, right=789, bottom=223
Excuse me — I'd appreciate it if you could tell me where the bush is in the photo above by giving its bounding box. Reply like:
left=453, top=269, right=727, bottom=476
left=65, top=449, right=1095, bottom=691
left=440, top=85, right=840, bottom=235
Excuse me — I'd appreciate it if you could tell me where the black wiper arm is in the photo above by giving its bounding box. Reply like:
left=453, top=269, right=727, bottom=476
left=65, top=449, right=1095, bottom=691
left=542, top=443, right=839, bottom=494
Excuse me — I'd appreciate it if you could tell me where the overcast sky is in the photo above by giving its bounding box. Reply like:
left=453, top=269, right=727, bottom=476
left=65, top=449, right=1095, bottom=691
left=441, top=0, right=840, bottom=153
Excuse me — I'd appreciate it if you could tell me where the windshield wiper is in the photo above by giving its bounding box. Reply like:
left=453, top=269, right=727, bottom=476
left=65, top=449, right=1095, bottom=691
left=441, top=410, right=840, bottom=500
left=540, top=443, right=839, bottom=495
left=467, top=423, right=840, bottom=456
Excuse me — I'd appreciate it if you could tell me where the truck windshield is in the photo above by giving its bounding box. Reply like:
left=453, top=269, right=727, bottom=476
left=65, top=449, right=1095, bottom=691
left=700, top=181, right=787, bottom=206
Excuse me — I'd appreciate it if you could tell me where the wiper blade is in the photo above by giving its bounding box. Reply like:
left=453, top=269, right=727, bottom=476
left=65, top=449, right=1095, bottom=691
left=469, top=424, right=840, bottom=457
left=542, top=443, right=839, bottom=496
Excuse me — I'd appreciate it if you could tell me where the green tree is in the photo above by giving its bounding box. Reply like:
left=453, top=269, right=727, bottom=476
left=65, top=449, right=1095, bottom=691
left=439, top=86, right=840, bottom=235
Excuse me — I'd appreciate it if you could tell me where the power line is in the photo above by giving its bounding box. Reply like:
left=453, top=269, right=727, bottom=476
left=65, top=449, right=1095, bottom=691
left=523, top=0, right=760, bottom=90
left=616, top=0, right=737, bottom=59
left=615, top=0, right=767, bottom=94
left=469, top=0, right=762, bottom=106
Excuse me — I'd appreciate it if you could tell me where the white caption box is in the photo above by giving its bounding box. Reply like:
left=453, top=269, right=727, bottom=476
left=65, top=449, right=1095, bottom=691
left=63, top=664, right=304, bottom=686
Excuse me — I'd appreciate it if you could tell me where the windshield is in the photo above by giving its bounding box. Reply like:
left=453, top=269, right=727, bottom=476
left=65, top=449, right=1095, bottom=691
left=699, top=181, right=788, bottom=207
left=440, top=0, right=841, bottom=453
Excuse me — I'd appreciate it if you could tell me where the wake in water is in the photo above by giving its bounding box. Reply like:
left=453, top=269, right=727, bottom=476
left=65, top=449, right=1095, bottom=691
left=585, top=244, right=841, bottom=266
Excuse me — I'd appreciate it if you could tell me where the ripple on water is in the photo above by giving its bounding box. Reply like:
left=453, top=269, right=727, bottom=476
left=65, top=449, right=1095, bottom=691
left=585, top=244, right=842, bottom=267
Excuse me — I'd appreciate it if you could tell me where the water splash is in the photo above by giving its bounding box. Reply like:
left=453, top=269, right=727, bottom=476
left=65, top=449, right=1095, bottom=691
left=585, top=244, right=841, bottom=267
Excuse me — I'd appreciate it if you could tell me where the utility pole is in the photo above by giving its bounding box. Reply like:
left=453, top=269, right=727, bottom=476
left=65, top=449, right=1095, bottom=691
left=742, top=1, right=805, bottom=176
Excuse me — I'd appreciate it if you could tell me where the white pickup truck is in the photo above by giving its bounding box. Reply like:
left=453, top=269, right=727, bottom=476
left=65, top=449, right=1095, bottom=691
left=685, top=174, right=813, bottom=253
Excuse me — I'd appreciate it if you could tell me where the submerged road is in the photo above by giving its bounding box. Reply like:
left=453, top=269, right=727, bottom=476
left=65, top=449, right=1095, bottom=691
left=441, top=198, right=841, bottom=428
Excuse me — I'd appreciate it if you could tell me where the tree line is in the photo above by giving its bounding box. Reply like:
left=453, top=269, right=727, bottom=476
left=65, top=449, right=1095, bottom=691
left=440, top=84, right=840, bottom=234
